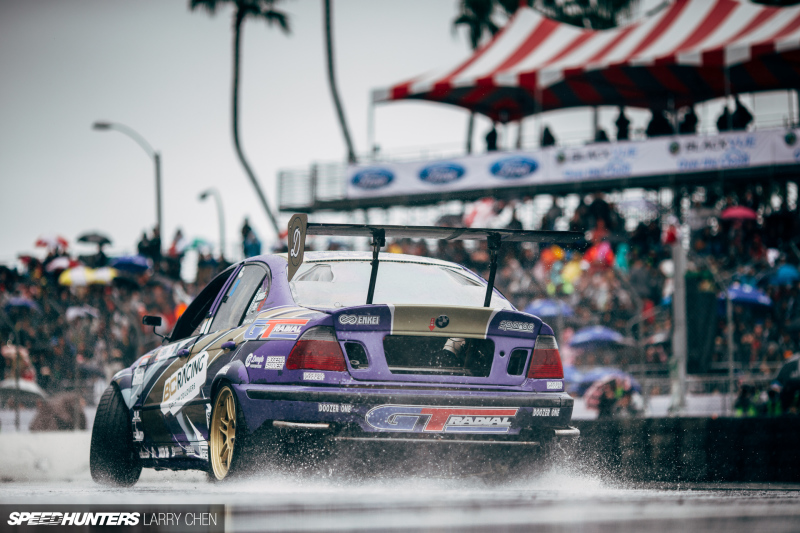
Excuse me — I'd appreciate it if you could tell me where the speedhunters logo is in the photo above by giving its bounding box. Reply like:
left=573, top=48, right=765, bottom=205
left=366, top=405, right=518, bottom=433
left=418, top=163, right=465, bottom=185
left=350, top=168, right=394, bottom=190
left=490, top=156, right=538, bottom=179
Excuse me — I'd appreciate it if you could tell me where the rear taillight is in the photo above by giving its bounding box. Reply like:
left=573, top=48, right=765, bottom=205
left=527, top=335, right=563, bottom=379
left=286, top=327, right=347, bottom=372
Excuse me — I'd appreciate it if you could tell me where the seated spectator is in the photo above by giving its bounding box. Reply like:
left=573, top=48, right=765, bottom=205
left=595, top=128, right=609, bottom=143
left=646, top=110, right=673, bottom=137
left=541, top=126, right=556, bottom=147
left=679, top=106, right=698, bottom=134
left=615, top=106, right=630, bottom=140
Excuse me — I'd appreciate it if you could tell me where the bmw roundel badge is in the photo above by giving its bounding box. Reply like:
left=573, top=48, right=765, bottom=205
left=435, top=315, right=449, bottom=328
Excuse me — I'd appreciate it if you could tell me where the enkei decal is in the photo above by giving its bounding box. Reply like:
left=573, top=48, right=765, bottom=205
left=546, top=381, right=563, bottom=390
left=366, top=405, right=518, bottom=434
left=339, top=315, right=380, bottom=326
left=264, top=356, right=284, bottom=370
left=244, top=318, right=310, bottom=341
left=532, top=408, right=560, bottom=417
left=498, top=320, right=534, bottom=333
left=303, top=372, right=324, bottom=381
left=160, top=351, right=208, bottom=415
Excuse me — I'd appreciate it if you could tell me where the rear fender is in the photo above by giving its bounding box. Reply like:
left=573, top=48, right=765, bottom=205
left=210, top=359, right=249, bottom=403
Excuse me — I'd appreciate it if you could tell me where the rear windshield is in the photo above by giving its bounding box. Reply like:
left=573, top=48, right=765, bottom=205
left=289, top=261, right=512, bottom=310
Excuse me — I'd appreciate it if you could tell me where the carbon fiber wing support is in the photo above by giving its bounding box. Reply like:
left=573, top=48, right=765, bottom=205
left=288, top=216, right=584, bottom=307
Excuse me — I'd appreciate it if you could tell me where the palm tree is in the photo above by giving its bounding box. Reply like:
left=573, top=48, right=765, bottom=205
left=190, top=0, right=290, bottom=237
left=324, top=0, right=357, bottom=164
left=453, top=0, right=501, bottom=154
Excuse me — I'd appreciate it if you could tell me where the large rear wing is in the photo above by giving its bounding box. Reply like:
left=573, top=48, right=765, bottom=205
left=286, top=214, right=583, bottom=307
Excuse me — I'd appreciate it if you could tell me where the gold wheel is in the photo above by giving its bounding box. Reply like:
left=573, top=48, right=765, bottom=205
left=209, top=386, right=237, bottom=480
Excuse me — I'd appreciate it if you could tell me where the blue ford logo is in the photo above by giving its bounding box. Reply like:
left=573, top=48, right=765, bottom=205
left=351, top=168, right=394, bottom=190
left=419, top=163, right=465, bottom=185
left=490, top=156, right=538, bottom=179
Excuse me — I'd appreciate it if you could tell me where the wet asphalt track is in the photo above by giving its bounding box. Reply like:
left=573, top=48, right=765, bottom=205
left=2, top=470, right=800, bottom=532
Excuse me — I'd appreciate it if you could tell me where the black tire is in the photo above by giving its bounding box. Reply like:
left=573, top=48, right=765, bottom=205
left=90, top=384, right=142, bottom=487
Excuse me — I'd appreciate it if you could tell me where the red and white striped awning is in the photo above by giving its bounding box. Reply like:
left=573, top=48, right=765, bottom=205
left=373, top=0, right=800, bottom=122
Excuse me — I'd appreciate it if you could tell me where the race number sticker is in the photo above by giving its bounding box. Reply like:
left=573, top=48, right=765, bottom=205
left=160, top=351, right=208, bottom=415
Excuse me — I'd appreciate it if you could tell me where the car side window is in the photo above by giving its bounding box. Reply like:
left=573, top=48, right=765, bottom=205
left=170, top=267, right=234, bottom=342
left=208, top=264, right=268, bottom=333
left=242, top=271, right=271, bottom=325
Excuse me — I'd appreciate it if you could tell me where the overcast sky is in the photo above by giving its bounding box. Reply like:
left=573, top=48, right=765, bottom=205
left=0, top=0, right=791, bottom=267
left=1, top=0, right=498, bottom=264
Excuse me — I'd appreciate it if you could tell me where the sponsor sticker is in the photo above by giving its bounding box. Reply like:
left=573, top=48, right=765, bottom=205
left=133, top=430, right=144, bottom=442
left=531, top=408, right=560, bottom=417
left=161, top=351, right=208, bottom=415
left=303, top=372, right=324, bottom=381
left=244, top=318, right=310, bottom=341
left=318, top=403, right=352, bottom=413
left=498, top=320, right=534, bottom=333
left=264, top=356, right=284, bottom=370
left=365, top=405, right=518, bottom=434
left=132, top=367, right=145, bottom=386
left=338, top=314, right=380, bottom=326
left=245, top=353, right=264, bottom=369
left=546, top=381, right=562, bottom=390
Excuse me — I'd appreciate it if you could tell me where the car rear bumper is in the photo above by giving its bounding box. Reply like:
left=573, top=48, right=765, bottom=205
left=234, top=384, right=577, bottom=441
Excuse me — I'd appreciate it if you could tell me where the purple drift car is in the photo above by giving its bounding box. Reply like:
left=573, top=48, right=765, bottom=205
left=89, top=215, right=582, bottom=484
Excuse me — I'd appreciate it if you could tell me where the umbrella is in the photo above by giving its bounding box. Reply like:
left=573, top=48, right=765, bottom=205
left=3, top=297, right=41, bottom=313
left=583, top=372, right=642, bottom=410
left=768, top=264, right=800, bottom=286
left=584, top=242, right=615, bottom=267
left=721, top=206, right=757, bottom=220
left=44, top=256, right=80, bottom=273
left=58, top=266, right=118, bottom=286
left=721, top=283, right=772, bottom=307
left=569, top=326, right=626, bottom=348
left=35, top=235, right=69, bottom=250
left=77, top=232, right=112, bottom=246
left=110, top=255, right=151, bottom=273
left=524, top=299, right=574, bottom=318
left=65, top=305, right=99, bottom=322
left=0, top=378, right=47, bottom=408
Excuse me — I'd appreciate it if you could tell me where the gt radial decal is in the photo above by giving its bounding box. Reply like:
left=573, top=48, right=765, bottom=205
left=243, top=318, right=310, bottom=340
left=160, top=351, right=208, bottom=415
left=365, top=405, right=518, bottom=434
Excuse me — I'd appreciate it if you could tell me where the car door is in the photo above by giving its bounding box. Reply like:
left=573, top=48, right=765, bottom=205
left=136, top=266, right=239, bottom=449
left=141, top=264, right=271, bottom=455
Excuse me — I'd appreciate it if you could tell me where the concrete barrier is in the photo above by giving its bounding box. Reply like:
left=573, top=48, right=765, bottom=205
left=573, top=417, right=800, bottom=482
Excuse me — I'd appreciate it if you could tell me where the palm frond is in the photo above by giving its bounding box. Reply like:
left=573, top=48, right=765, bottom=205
left=261, top=9, right=290, bottom=34
left=189, top=0, right=224, bottom=15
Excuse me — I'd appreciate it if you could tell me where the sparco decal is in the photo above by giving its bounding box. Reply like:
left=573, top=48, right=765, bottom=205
left=498, top=320, right=534, bottom=333
left=244, top=318, right=310, bottom=340
left=490, top=156, right=538, bottom=179
left=418, top=163, right=465, bottom=185
left=338, top=314, right=380, bottom=326
left=351, top=168, right=394, bottom=190
left=161, top=351, right=208, bottom=415
left=365, top=405, right=518, bottom=433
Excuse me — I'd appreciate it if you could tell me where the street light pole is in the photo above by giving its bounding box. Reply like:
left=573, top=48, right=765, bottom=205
left=92, top=121, right=163, bottom=248
left=199, top=188, right=226, bottom=259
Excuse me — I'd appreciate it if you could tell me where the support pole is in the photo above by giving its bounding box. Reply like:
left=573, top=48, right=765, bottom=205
left=366, top=229, right=385, bottom=305
left=483, top=233, right=502, bottom=307
left=670, top=237, right=688, bottom=415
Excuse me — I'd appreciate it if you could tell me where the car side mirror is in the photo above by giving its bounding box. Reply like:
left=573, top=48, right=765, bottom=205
left=177, top=348, right=191, bottom=357
left=143, top=315, right=162, bottom=327
left=143, top=315, right=168, bottom=342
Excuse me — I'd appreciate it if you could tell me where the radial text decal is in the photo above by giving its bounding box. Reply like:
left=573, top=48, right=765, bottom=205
left=365, top=405, right=518, bottom=433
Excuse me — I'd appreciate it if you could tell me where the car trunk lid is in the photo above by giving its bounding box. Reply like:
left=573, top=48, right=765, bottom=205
left=333, top=305, right=545, bottom=386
